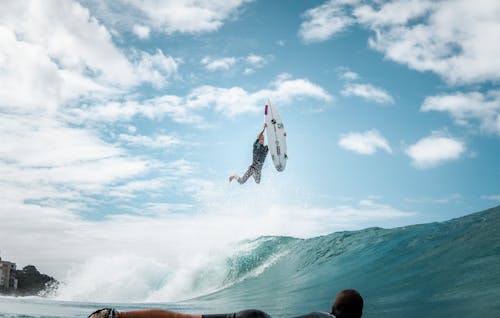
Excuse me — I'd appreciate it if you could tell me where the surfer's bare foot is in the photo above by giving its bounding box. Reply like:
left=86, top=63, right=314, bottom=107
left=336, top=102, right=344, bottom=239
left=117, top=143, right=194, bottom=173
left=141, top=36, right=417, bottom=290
left=229, top=175, right=236, bottom=182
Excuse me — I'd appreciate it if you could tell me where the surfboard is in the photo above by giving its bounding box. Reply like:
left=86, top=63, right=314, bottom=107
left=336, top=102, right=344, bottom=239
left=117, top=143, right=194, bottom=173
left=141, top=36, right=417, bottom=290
left=264, top=100, right=287, bottom=172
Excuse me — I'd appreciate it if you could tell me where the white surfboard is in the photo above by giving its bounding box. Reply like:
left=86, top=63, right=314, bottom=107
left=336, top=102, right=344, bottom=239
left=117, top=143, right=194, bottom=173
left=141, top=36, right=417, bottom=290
left=264, top=100, right=287, bottom=172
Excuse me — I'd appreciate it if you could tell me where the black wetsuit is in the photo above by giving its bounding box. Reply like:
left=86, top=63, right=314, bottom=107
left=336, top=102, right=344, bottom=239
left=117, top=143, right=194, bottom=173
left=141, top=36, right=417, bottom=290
left=203, top=310, right=334, bottom=318
left=203, top=310, right=270, bottom=318
left=237, top=139, right=268, bottom=184
left=292, top=312, right=334, bottom=318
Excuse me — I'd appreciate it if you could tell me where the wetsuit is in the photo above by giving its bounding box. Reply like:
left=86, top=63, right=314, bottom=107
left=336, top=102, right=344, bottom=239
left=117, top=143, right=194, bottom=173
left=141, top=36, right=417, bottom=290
left=237, top=139, right=268, bottom=184
left=203, top=311, right=334, bottom=318
left=292, top=312, right=334, bottom=318
left=203, top=310, right=270, bottom=318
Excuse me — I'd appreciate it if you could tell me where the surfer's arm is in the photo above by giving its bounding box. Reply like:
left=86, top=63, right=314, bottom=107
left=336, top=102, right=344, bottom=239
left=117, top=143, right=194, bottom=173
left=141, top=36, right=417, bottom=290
left=257, top=124, right=267, bottom=138
left=118, top=309, right=201, bottom=318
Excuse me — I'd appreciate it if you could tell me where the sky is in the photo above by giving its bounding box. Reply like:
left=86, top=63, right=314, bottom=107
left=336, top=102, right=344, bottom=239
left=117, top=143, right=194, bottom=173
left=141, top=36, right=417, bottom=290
left=0, top=0, right=499, bottom=283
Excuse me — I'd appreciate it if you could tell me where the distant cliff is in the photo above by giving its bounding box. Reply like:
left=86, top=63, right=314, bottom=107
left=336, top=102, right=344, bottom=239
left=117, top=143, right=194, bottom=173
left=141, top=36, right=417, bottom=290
left=1, top=265, right=58, bottom=296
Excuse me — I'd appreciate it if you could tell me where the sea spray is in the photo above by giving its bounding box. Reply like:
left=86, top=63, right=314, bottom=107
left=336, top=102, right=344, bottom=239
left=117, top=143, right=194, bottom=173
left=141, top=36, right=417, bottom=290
left=54, top=254, right=169, bottom=302
left=51, top=237, right=295, bottom=303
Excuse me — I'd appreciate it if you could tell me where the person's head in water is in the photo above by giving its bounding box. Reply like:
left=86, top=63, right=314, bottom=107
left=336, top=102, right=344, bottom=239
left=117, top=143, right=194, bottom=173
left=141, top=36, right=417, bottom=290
left=331, top=289, right=363, bottom=318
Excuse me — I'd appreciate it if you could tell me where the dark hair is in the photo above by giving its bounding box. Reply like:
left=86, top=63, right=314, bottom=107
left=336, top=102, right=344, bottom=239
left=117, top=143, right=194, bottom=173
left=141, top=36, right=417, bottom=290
left=331, top=289, right=363, bottom=318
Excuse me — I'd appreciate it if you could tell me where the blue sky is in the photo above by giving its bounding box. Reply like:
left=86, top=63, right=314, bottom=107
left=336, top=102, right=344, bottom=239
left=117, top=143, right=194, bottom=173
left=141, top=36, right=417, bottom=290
left=1, top=0, right=499, bottom=284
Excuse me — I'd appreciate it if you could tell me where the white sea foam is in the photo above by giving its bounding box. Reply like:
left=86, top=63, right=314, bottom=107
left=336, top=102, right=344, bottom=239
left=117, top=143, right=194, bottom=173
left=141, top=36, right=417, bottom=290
left=52, top=238, right=284, bottom=303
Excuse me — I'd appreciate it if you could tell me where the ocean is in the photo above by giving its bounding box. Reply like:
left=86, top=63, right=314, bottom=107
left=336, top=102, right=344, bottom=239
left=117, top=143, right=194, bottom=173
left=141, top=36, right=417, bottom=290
left=1, top=206, right=499, bottom=318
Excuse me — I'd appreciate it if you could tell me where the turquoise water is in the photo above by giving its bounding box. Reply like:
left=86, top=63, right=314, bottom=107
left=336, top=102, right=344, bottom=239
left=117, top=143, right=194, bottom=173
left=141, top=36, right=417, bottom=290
left=1, top=206, right=499, bottom=317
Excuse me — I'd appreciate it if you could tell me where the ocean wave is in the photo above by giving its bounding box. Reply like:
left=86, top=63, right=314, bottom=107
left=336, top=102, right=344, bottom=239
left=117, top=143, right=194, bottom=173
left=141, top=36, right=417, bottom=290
left=44, top=206, right=500, bottom=318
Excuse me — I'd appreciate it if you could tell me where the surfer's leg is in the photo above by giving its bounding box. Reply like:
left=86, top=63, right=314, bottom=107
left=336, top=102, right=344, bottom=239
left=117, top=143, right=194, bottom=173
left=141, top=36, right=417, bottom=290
left=252, top=167, right=262, bottom=184
left=237, top=166, right=254, bottom=184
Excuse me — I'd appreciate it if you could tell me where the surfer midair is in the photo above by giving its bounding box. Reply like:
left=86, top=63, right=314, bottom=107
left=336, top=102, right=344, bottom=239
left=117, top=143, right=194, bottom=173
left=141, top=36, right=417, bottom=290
left=229, top=123, right=268, bottom=184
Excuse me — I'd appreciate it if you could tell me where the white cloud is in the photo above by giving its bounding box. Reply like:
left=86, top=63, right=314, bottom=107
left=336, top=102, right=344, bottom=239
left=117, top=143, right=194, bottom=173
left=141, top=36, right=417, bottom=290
left=421, top=90, right=500, bottom=135
left=135, top=49, right=180, bottom=88
left=299, top=0, right=359, bottom=43
left=165, top=159, right=197, bottom=177
left=119, top=134, right=181, bottom=148
left=301, top=0, right=500, bottom=84
left=45, top=158, right=150, bottom=192
left=140, top=203, right=194, bottom=215
left=339, top=69, right=360, bottom=81
left=339, top=129, right=392, bottom=155
left=116, top=0, right=252, bottom=34
left=406, top=132, right=466, bottom=169
left=354, top=0, right=434, bottom=27
left=0, top=114, right=121, bottom=167
left=133, top=24, right=151, bottom=39
left=337, top=67, right=393, bottom=105
left=270, top=73, right=333, bottom=103
left=69, top=74, right=332, bottom=122
left=245, top=54, right=268, bottom=68
left=0, top=1, right=133, bottom=89
left=481, top=195, right=500, bottom=201
left=108, top=178, right=169, bottom=199
left=201, top=57, right=237, bottom=71
left=79, top=0, right=252, bottom=36
left=434, top=193, right=463, bottom=204
left=360, top=0, right=500, bottom=84
left=186, top=74, right=332, bottom=117
left=0, top=23, right=112, bottom=113
left=0, top=0, right=180, bottom=116
left=66, top=95, right=203, bottom=125
left=201, top=54, right=271, bottom=74
left=0, top=110, right=164, bottom=244
left=341, top=83, right=395, bottom=104
left=201, top=54, right=272, bottom=74
left=243, top=68, right=255, bottom=75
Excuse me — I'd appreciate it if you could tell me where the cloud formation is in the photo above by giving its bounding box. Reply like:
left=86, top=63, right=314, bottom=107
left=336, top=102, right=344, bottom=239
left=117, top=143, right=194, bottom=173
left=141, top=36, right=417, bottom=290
left=201, top=57, right=237, bottom=71
left=69, top=74, right=332, bottom=122
left=406, top=132, right=465, bottom=169
left=299, top=0, right=358, bottom=43
left=341, top=83, right=395, bottom=105
left=119, top=134, right=181, bottom=148
left=0, top=0, right=179, bottom=114
left=421, top=90, right=500, bottom=136
left=0, top=3, right=198, bottom=269
left=337, top=68, right=394, bottom=104
left=339, top=129, right=392, bottom=155
left=301, top=0, right=500, bottom=84
left=133, top=24, right=151, bottom=39
left=481, top=195, right=500, bottom=202
left=83, top=0, right=252, bottom=35
left=201, top=54, right=272, bottom=74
